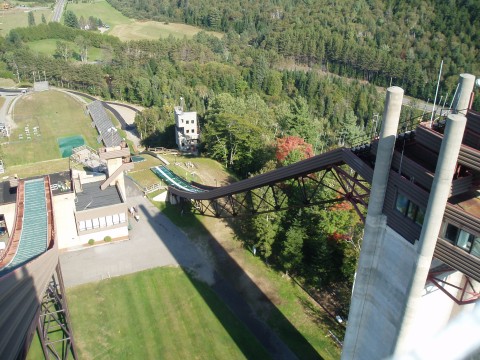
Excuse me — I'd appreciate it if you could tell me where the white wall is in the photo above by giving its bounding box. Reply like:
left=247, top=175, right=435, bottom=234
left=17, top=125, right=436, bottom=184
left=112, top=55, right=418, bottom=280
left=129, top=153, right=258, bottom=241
left=78, top=225, right=128, bottom=243
left=53, top=192, right=80, bottom=249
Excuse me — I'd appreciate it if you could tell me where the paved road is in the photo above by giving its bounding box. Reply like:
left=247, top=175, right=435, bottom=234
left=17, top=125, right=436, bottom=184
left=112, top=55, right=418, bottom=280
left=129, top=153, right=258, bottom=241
left=52, top=0, right=66, bottom=22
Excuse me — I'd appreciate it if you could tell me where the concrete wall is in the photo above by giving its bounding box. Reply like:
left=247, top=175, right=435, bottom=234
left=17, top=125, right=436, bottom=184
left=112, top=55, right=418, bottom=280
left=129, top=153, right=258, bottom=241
left=345, top=226, right=419, bottom=358
left=344, top=225, right=477, bottom=359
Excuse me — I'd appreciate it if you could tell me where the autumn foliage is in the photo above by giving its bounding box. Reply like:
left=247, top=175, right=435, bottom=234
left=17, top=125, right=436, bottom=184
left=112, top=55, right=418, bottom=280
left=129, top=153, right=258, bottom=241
left=276, top=136, right=313, bottom=162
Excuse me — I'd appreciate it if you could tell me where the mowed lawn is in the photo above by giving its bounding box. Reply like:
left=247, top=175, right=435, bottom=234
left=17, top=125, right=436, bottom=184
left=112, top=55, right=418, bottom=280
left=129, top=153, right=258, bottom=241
left=2, top=90, right=99, bottom=167
left=27, top=39, right=106, bottom=62
left=28, top=267, right=270, bottom=360
left=0, top=8, right=53, bottom=37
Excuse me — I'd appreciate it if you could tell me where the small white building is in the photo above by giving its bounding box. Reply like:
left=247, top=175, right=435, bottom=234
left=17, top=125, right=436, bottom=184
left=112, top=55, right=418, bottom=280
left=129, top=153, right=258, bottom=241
left=174, top=102, right=199, bottom=152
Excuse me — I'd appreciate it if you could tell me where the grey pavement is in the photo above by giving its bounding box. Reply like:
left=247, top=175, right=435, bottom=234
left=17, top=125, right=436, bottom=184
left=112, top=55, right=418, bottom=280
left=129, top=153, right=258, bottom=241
left=60, top=177, right=215, bottom=287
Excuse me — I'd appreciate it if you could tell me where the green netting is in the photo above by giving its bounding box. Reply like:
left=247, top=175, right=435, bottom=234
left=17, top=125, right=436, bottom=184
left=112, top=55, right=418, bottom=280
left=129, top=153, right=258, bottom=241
left=57, top=135, right=85, bottom=158
left=131, top=155, right=146, bottom=163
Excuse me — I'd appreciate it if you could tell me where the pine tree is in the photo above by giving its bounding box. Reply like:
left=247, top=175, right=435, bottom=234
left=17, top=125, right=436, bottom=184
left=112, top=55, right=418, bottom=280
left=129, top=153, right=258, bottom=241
left=28, top=12, right=35, bottom=27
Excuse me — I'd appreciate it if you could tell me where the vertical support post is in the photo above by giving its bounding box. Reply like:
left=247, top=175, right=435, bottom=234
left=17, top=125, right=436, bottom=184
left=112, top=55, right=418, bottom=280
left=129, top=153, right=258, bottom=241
left=342, top=87, right=404, bottom=359
left=393, top=113, right=467, bottom=355
left=452, top=73, right=475, bottom=115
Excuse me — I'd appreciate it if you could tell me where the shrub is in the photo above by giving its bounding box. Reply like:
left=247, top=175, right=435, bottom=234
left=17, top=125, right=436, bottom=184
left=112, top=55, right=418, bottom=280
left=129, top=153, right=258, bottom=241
left=88, top=239, right=95, bottom=245
left=104, top=236, right=112, bottom=242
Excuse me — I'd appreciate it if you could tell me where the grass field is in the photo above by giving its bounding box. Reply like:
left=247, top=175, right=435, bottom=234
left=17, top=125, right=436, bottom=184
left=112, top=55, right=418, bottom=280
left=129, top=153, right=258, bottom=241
left=1, top=90, right=99, bottom=170
left=27, top=267, right=270, bottom=360
left=66, top=0, right=221, bottom=41
left=110, top=21, right=223, bottom=41
left=65, top=0, right=132, bottom=30
left=0, top=8, right=53, bottom=37
left=27, top=39, right=106, bottom=62
left=0, top=78, right=16, bottom=87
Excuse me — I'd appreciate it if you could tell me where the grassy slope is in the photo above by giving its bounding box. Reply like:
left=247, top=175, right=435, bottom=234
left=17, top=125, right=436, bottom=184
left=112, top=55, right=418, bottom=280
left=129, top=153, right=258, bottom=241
left=28, top=267, right=270, bottom=360
left=0, top=8, right=52, bottom=37
left=27, top=39, right=105, bottom=62
left=67, top=0, right=221, bottom=41
left=2, top=90, right=99, bottom=170
left=110, top=21, right=223, bottom=41
left=65, top=0, right=132, bottom=30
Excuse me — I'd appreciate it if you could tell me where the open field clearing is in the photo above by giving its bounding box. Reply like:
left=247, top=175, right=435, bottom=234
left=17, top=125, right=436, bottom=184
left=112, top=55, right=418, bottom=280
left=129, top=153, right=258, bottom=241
left=65, top=0, right=132, bottom=30
left=0, top=7, right=52, bottom=37
left=110, top=20, right=223, bottom=41
left=0, top=78, right=16, bottom=87
left=27, top=267, right=270, bottom=360
left=27, top=39, right=106, bottom=62
left=1, top=90, right=99, bottom=169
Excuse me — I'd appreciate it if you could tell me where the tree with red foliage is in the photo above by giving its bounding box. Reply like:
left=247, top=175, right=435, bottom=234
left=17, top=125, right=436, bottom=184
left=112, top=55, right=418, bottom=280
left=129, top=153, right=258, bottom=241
left=276, top=136, right=313, bottom=164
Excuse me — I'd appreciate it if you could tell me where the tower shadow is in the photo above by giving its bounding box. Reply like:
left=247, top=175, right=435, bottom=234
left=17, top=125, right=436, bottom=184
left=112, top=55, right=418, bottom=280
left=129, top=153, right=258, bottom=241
left=137, top=197, right=325, bottom=360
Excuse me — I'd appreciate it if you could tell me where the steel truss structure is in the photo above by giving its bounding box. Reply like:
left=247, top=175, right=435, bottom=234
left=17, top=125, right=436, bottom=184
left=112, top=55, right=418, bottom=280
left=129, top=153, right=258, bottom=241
left=186, top=165, right=370, bottom=220
left=428, top=267, right=480, bottom=305
left=37, top=262, right=77, bottom=360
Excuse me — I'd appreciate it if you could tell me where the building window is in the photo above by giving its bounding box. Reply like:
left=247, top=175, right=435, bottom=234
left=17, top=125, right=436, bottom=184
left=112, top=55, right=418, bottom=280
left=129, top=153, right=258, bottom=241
left=120, top=212, right=126, bottom=223
left=186, top=120, right=189, bottom=124
left=92, top=218, right=100, bottom=229
left=99, top=217, right=107, bottom=228
left=106, top=216, right=113, bottom=226
left=443, top=223, right=480, bottom=258
left=186, top=129, right=189, bottom=133
left=79, top=221, right=86, bottom=231
left=85, top=219, right=93, bottom=230
left=113, top=214, right=120, bottom=224
left=191, top=120, right=194, bottom=124
left=395, top=193, right=425, bottom=226
left=191, top=129, right=195, bottom=134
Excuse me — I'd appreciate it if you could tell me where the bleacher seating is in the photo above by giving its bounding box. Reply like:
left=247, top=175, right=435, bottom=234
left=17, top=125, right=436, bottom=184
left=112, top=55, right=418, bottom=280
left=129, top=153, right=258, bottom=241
left=87, top=101, right=122, bottom=147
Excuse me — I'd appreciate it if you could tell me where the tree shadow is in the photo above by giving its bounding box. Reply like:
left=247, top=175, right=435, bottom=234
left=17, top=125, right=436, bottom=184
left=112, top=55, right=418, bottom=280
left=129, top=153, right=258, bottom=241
left=137, top=196, right=325, bottom=360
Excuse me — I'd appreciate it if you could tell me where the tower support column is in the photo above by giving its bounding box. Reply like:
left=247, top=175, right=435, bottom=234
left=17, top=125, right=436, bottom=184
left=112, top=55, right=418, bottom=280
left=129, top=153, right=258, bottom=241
left=342, top=87, right=404, bottom=359
left=393, top=113, right=467, bottom=354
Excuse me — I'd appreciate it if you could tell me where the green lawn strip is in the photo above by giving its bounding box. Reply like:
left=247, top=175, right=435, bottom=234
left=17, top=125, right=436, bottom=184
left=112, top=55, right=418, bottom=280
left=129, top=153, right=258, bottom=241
left=161, top=269, right=195, bottom=359
left=27, top=38, right=105, bottom=62
left=65, top=0, right=132, bottom=30
left=3, top=158, right=70, bottom=178
left=62, top=268, right=266, bottom=359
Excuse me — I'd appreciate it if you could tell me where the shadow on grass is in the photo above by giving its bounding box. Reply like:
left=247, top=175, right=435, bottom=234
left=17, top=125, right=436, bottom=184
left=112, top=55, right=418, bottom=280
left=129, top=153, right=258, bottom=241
left=139, top=197, right=324, bottom=360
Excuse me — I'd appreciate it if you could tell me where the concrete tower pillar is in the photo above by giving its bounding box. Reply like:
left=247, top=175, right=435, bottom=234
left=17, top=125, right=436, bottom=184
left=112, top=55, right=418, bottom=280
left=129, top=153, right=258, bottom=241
left=342, top=87, right=404, bottom=359
left=452, top=73, right=475, bottom=115
left=393, top=113, right=467, bottom=354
